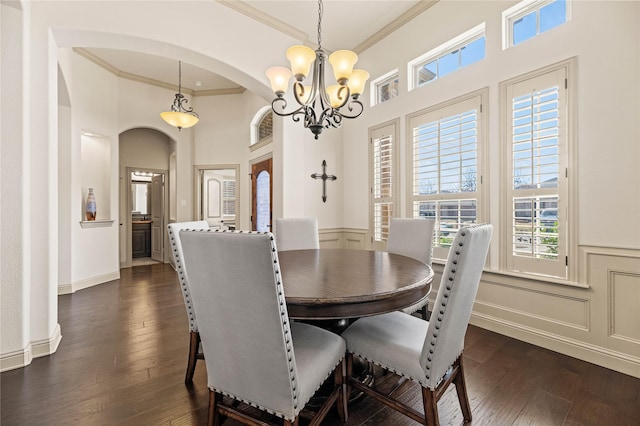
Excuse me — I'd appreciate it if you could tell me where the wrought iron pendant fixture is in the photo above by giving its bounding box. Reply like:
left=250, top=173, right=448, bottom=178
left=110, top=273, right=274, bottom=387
left=265, top=0, right=369, bottom=139
left=160, top=61, right=199, bottom=130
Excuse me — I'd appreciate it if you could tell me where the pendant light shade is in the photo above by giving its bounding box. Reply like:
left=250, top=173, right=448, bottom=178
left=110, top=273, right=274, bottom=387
left=161, top=61, right=199, bottom=130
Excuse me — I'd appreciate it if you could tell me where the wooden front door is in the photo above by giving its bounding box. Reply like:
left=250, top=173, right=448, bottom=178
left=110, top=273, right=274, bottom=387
left=251, top=158, right=272, bottom=232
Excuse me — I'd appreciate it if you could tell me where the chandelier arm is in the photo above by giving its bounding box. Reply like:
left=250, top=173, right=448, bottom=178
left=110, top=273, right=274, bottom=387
left=271, top=97, right=307, bottom=119
left=336, top=99, right=365, bottom=119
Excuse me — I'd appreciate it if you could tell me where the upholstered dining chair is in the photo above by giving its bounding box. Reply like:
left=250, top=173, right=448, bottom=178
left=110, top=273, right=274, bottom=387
left=275, top=217, right=320, bottom=251
left=387, top=218, right=436, bottom=320
left=179, top=229, right=347, bottom=426
left=167, top=220, right=210, bottom=384
left=342, top=224, right=493, bottom=426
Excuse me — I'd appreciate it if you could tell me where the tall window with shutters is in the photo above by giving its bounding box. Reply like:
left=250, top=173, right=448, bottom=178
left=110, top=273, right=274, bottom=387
left=501, top=60, right=572, bottom=279
left=222, top=179, right=236, bottom=217
left=407, top=91, right=486, bottom=260
left=370, top=120, right=399, bottom=250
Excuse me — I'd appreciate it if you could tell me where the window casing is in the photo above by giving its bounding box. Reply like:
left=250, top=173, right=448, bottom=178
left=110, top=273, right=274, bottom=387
left=503, top=0, right=569, bottom=49
left=407, top=91, right=486, bottom=260
left=370, top=120, right=399, bottom=250
left=371, top=70, right=399, bottom=106
left=409, top=23, right=485, bottom=90
left=501, top=60, right=573, bottom=279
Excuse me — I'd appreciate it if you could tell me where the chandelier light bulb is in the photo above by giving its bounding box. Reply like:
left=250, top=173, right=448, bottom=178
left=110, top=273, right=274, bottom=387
left=328, top=50, right=358, bottom=85
left=348, top=69, right=370, bottom=98
left=265, top=66, right=292, bottom=96
left=286, top=45, right=316, bottom=81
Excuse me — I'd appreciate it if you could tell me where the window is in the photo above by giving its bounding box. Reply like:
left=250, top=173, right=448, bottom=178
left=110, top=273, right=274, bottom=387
left=409, top=23, right=485, bottom=90
left=258, top=111, right=273, bottom=142
left=370, top=120, right=399, bottom=250
left=408, top=91, right=486, bottom=260
left=503, top=0, right=569, bottom=48
left=223, top=179, right=236, bottom=216
left=371, top=70, right=399, bottom=106
left=501, top=59, right=573, bottom=279
left=250, top=107, right=274, bottom=151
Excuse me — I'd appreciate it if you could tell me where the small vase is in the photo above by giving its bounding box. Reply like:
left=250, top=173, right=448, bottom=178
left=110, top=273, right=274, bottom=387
left=86, top=188, right=97, bottom=221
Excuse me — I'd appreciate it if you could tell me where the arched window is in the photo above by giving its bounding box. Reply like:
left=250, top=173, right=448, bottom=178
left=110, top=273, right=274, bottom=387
left=250, top=107, right=273, bottom=151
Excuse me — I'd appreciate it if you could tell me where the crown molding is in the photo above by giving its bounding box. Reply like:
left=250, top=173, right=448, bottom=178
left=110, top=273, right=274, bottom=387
left=353, top=0, right=439, bottom=54
left=216, top=0, right=311, bottom=45
left=218, top=1, right=439, bottom=54
left=73, top=47, right=244, bottom=97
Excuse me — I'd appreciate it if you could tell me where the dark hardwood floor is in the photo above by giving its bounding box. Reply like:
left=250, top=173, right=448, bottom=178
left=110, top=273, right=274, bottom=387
left=2, top=263, right=639, bottom=425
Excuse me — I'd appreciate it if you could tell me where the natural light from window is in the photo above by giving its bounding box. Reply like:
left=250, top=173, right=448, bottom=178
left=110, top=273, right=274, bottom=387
left=504, top=0, right=568, bottom=48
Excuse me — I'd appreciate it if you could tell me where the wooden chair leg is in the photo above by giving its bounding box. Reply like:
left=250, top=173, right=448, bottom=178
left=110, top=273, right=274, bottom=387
left=208, top=389, right=220, bottom=426
left=452, top=357, right=472, bottom=422
left=335, top=358, right=348, bottom=422
left=185, top=331, right=200, bottom=384
left=422, top=387, right=439, bottom=426
left=421, top=306, right=430, bottom=320
left=345, top=353, right=353, bottom=406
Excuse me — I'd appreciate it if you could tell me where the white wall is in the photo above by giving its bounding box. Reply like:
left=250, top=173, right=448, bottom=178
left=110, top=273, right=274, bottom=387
left=341, top=0, right=640, bottom=377
left=1, top=1, right=32, bottom=369
left=343, top=0, right=640, bottom=251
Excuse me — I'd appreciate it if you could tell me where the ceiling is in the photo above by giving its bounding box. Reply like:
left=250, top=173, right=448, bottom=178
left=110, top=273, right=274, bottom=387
left=79, top=0, right=436, bottom=95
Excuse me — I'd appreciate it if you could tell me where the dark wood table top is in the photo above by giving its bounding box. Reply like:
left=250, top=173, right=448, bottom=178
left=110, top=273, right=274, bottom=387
left=278, top=248, right=433, bottom=320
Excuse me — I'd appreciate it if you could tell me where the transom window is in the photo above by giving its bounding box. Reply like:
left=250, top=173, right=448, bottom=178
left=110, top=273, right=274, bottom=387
left=409, top=23, right=485, bottom=90
left=370, top=70, right=399, bottom=106
left=503, top=0, right=569, bottom=48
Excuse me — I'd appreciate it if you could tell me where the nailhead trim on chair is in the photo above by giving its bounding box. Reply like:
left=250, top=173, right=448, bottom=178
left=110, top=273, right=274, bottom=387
left=349, top=224, right=487, bottom=390
left=185, top=229, right=344, bottom=422
left=168, top=225, right=207, bottom=332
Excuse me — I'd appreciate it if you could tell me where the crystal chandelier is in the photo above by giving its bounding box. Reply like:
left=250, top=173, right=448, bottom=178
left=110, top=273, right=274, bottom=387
left=160, top=61, right=199, bottom=130
left=265, top=0, right=369, bottom=139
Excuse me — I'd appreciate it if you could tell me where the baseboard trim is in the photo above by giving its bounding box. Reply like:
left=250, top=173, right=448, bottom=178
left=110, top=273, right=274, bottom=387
left=58, top=271, right=120, bottom=295
left=1, top=323, right=62, bottom=372
left=471, top=313, right=640, bottom=379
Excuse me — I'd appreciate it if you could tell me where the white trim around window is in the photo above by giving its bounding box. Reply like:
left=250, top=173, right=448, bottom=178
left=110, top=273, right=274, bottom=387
left=499, top=57, right=577, bottom=281
left=406, top=88, right=489, bottom=261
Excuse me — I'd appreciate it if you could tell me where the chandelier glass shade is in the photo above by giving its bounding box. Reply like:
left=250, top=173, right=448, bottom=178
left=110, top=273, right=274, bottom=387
left=265, top=0, right=369, bottom=139
left=160, top=61, right=199, bottom=130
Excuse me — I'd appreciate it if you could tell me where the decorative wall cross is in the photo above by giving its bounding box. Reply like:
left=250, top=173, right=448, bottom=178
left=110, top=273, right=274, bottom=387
left=311, top=160, right=337, bottom=203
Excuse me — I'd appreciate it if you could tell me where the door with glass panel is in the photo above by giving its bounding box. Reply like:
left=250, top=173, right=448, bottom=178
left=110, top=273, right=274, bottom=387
left=251, top=157, right=272, bottom=232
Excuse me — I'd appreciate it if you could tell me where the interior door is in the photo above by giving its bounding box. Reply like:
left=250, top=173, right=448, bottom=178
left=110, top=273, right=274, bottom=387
left=200, top=170, right=224, bottom=228
left=151, top=173, right=164, bottom=261
left=251, top=158, right=272, bottom=232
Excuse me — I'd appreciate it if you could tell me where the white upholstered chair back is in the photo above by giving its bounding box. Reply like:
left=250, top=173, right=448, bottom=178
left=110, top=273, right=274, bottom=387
left=387, top=218, right=435, bottom=318
left=386, top=218, right=435, bottom=266
left=275, top=217, right=320, bottom=251
left=420, top=223, right=492, bottom=388
left=167, top=220, right=210, bottom=333
left=179, top=230, right=304, bottom=420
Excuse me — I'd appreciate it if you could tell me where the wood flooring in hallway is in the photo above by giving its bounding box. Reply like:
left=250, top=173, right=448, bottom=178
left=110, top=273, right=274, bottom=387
left=2, top=263, right=639, bottom=425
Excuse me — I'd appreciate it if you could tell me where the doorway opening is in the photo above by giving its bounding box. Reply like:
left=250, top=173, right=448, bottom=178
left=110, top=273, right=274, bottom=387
left=126, top=167, right=167, bottom=267
left=194, top=165, right=239, bottom=230
left=251, top=157, right=272, bottom=232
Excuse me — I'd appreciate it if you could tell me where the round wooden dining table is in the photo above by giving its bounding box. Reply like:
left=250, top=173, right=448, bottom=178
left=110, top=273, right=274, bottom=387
left=278, top=248, right=434, bottom=320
